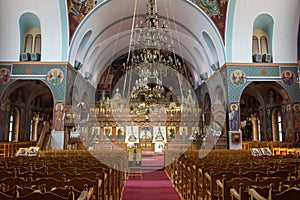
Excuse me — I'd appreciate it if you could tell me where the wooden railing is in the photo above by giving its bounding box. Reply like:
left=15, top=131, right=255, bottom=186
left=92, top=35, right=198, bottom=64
left=0, top=141, right=36, bottom=158
left=242, top=141, right=293, bottom=150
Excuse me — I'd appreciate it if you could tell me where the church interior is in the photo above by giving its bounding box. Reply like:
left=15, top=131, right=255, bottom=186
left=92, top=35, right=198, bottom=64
left=0, top=0, right=300, bottom=199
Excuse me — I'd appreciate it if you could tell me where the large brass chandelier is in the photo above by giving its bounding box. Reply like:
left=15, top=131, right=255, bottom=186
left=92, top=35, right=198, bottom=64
left=123, top=0, right=183, bottom=116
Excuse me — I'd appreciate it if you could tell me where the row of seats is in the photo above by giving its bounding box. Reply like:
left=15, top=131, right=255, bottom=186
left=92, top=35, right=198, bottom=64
left=165, top=149, right=300, bottom=200
left=0, top=150, right=128, bottom=200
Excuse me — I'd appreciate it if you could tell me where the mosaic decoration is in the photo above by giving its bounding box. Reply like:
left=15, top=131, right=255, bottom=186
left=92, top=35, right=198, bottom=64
left=279, top=67, right=300, bottom=101
left=281, top=70, right=296, bottom=85
left=11, top=65, right=67, bottom=101
left=67, top=1, right=229, bottom=42
left=0, top=68, right=10, bottom=84
left=25, top=68, right=32, bottom=74
left=260, top=69, right=267, bottom=76
left=192, top=0, right=228, bottom=41
left=68, top=0, right=94, bottom=40
left=227, top=66, right=300, bottom=102
left=230, top=69, right=246, bottom=86
left=47, top=68, right=64, bottom=85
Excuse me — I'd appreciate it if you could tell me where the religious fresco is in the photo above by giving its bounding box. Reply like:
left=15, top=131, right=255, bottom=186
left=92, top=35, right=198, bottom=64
left=230, top=70, right=246, bottom=86
left=0, top=68, right=10, bottom=84
left=281, top=70, right=296, bottom=85
left=191, top=0, right=228, bottom=41
left=68, top=0, right=95, bottom=40
left=47, top=68, right=64, bottom=85
left=53, top=103, right=64, bottom=131
left=228, top=103, right=239, bottom=131
left=67, top=0, right=228, bottom=42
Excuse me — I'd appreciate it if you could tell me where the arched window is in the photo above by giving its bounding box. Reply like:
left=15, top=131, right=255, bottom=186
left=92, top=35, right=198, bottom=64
left=278, top=114, right=282, bottom=142
left=252, top=36, right=259, bottom=55
left=30, top=119, right=33, bottom=141
left=260, top=36, right=268, bottom=54
left=8, top=108, right=20, bottom=142
left=34, top=34, right=41, bottom=53
left=258, top=118, right=261, bottom=141
left=252, top=30, right=271, bottom=62
left=19, top=13, right=41, bottom=61
left=8, top=115, right=14, bottom=142
left=252, top=14, right=274, bottom=63
left=22, top=28, right=41, bottom=61
left=24, top=34, right=33, bottom=53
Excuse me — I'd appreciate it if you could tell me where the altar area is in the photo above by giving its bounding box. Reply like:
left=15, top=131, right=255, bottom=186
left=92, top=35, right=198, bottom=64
left=69, top=121, right=204, bottom=153
left=64, top=82, right=206, bottom=152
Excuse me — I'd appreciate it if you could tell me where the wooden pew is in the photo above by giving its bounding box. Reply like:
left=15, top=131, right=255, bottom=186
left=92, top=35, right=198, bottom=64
left=0, top=177, right=30, bottom=191
left=63, top=176, right=103, bottom=200
left=230, top=183, right=249, bottom=200
left=204, top=169, right=239, bottom=200
left=248, top=184, right=300, bottom=200
left=216, top=176, right=256, bottom=200
left=15, top=190, right=69, bottom=200
left=0, top=191, right=12, bottom=200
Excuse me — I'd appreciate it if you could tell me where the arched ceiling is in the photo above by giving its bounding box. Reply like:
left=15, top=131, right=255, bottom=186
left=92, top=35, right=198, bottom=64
left=69, top=0, right=226, bottom=88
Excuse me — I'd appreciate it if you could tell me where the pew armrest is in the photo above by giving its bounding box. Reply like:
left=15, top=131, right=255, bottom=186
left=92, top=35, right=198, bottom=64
left=216, top=179, right=223, bottom=189
left=77, top=187, right=94, bottom=200
left=230, top=188, right=242, bottom=200
left=248, top=188, right=267, bottom=200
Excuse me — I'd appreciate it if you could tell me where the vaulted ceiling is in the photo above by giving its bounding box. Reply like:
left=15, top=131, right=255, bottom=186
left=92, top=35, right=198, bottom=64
left=68, top=0, right=226, bottom=88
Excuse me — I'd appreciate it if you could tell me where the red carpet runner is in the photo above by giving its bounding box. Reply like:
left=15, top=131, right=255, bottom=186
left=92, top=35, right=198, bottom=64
left=122, top=153, right=181, bottom=200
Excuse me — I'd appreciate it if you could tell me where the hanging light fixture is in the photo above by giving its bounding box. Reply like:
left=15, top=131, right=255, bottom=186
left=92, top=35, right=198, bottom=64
left=123, top=0, right=185, bottom=116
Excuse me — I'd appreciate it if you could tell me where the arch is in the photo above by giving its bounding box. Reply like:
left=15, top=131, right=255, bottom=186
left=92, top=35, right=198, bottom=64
left=202, top=31, right=219, bottom=68
left=24, top=34, right=33, bottom=53
left=19, top=13, right=41, bottom=56
left=68, top=0, right=226, bottom=87
left=1, top=80, right=54, bottom=141
left=34, top=34, right=41, bottom=53
left=252, top=14, right=274, bottom=62
left=240, top=81, right=291, bottom=142
left=252, top=36, right=259, bottom=55
left=75, top=30, right=92, bottom=63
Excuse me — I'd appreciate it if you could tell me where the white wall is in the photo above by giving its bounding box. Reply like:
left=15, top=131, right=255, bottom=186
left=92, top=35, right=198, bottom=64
left=0, top=0, right=67, bottom=62
left=230, top=0, right=300, bottom=63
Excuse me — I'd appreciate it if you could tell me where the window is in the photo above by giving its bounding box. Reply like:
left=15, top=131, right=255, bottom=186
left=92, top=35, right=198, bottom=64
left=8, top=115, right=13, bottom=142
left=278, top=115, right=282, bottom=142
left=23, top=28, right=41, bottom=54
left=252, top=29, right=270, bottom=55
left=252, top=36, right=259, bottom=55
left=252, top=29, right=272, bottom=62
left=252, top=14, right=273, bottom=62
left=30, top=119, right=33, bottom=141
left=260, top=36, right=268, bottom=54
left=24, top=34, right=33, bottom=53
left=34, top=34, right=41, bottom=53
left=258, top=118, right=261, bottom=141
left=19, top=13, right=41, bottom=61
